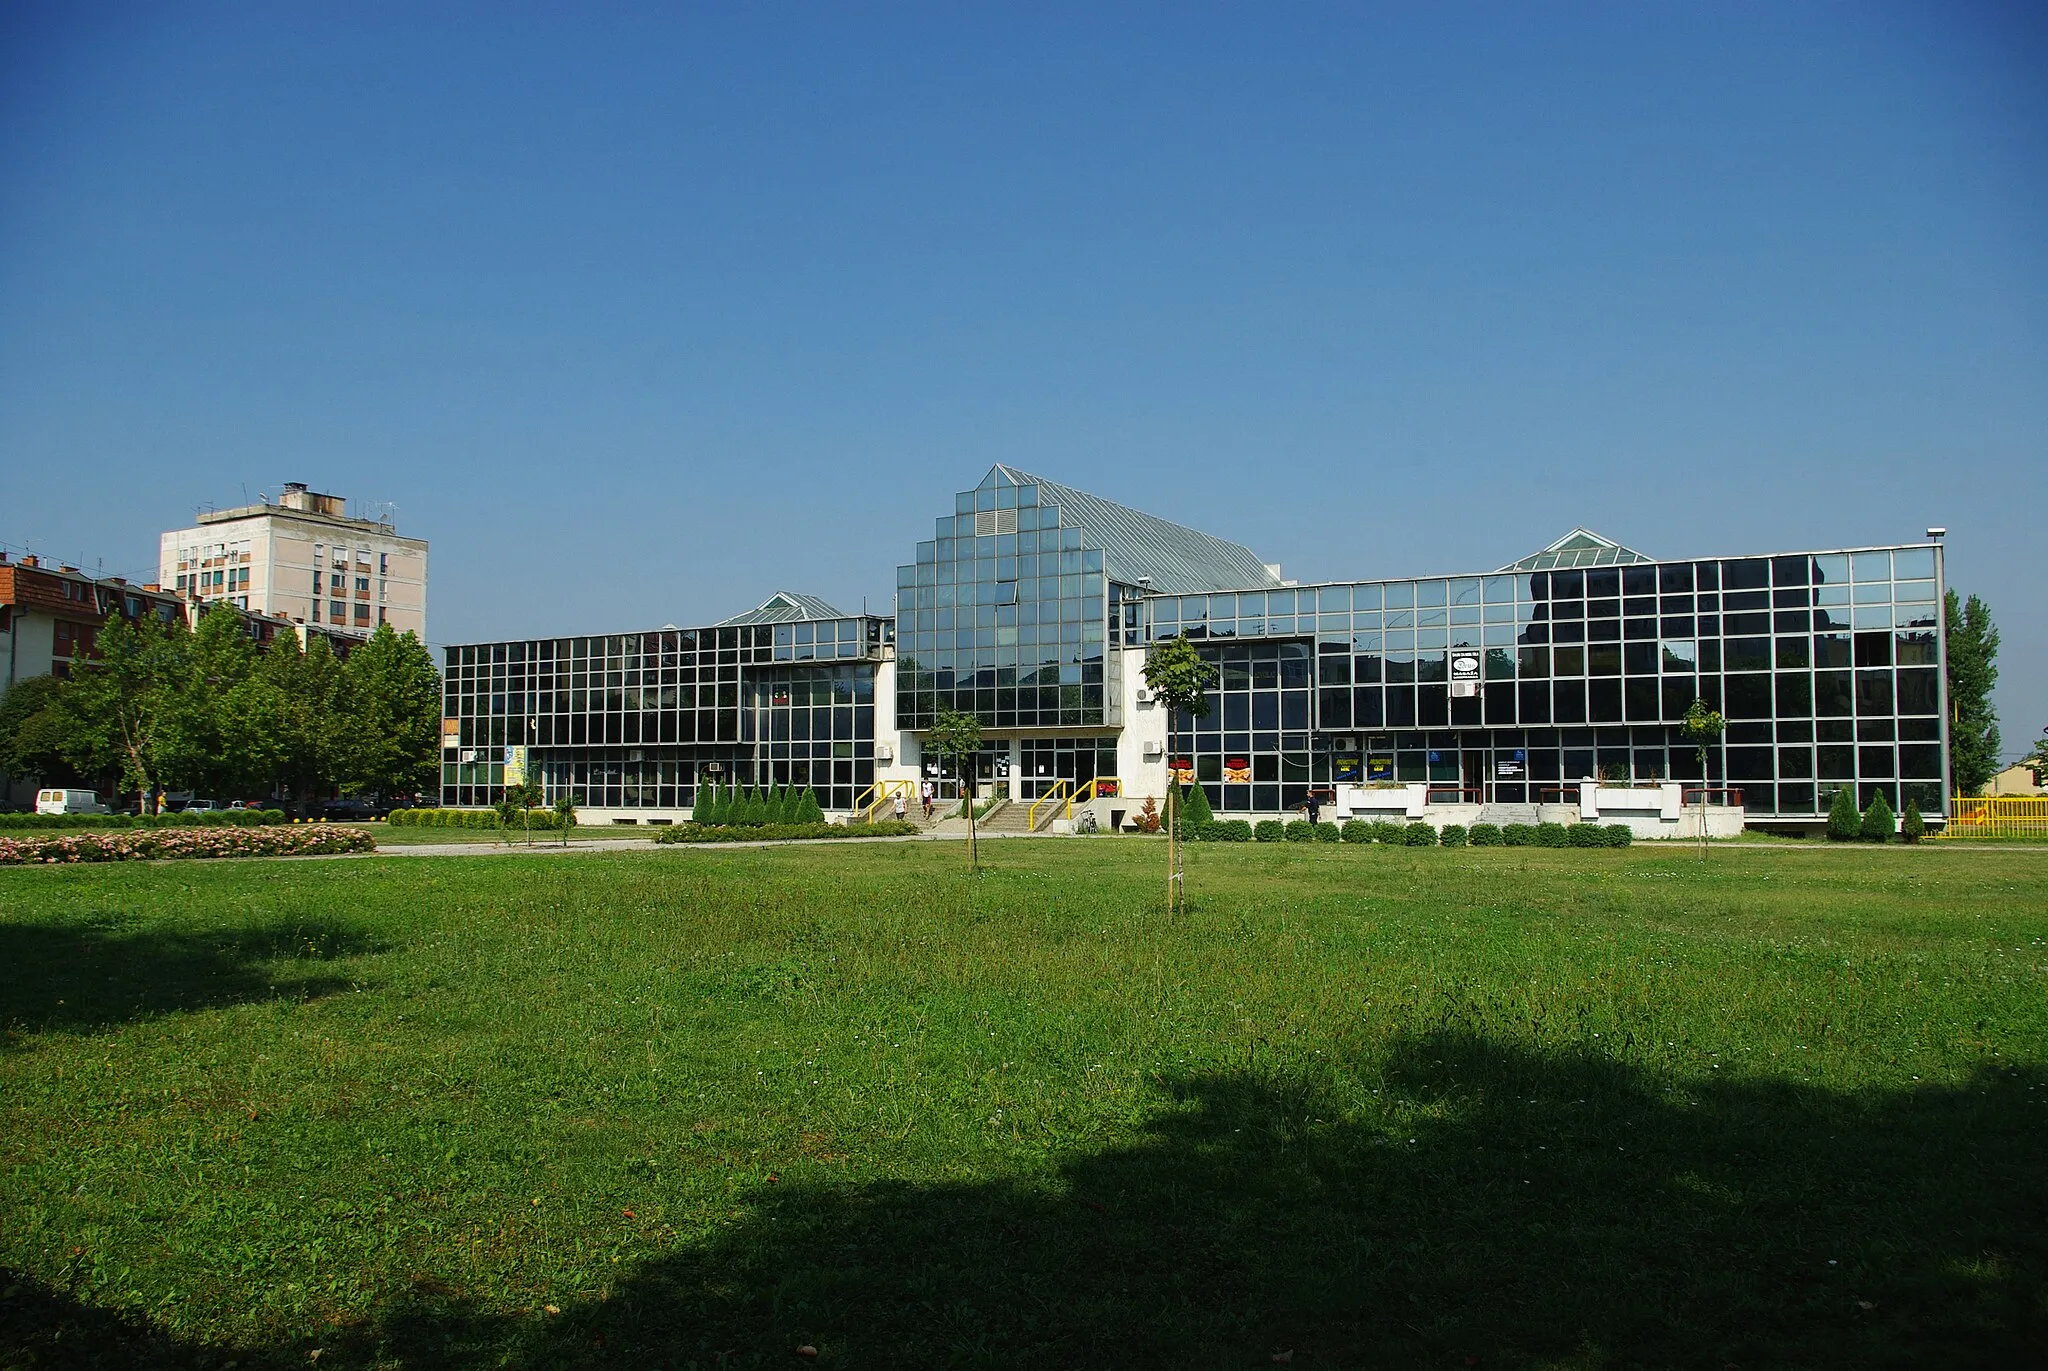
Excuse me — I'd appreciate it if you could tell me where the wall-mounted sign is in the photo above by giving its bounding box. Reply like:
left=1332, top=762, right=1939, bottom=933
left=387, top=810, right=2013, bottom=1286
left=1450, top=652, right=1482, bottom=683
left=1367, top=756, right=1394, bottom=782
left=502, top=745, right=528, bottom=786
left=1223, top=757, right=1250, bottom=784
left=1335, top=752, right=1362, bottom=783
left=442, top=718, right=461, bottom=741
left=1171, top=760, right=1195, bottom=785
left=1495, top=759, right=1524, bottom=778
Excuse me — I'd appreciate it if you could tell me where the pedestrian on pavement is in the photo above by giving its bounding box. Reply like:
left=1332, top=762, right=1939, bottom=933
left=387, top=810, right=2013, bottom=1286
left=894, top=790, right=908, bottom=822
left=920, top=779, right=934, bottom=820
left=1306, top=790, right=1323, bottom=826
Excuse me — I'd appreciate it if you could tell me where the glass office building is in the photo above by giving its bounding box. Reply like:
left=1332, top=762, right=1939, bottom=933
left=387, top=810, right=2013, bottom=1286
left=1146, top=530, right=1945, bottom=820
left=443, top=470, right=1946, bottom=826
left=440, top=592, right=890, bottom=813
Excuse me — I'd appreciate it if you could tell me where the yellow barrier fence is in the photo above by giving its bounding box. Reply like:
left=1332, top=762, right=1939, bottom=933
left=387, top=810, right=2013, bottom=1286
left=1939, top=796, right=2048, bottom=839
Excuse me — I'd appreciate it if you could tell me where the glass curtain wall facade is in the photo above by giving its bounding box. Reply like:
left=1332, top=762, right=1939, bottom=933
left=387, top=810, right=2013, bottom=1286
left=895, top=467, right=1118, bottom=732
left=1149, top=544, right=1944, bottom=819
left=441, top=612, right=887, bottom=812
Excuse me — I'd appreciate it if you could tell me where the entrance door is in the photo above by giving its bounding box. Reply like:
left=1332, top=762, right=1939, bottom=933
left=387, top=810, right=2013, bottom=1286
left=1462, top=749, right=1488, bottom=804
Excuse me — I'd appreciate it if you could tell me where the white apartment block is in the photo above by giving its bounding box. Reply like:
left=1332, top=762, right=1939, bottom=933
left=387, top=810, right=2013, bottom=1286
left=160, top=484, right=429, bottom=641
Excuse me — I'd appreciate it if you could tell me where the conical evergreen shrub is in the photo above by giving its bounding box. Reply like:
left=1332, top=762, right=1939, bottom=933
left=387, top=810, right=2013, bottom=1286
left=773, top=785, right=793, bottom=823
left=1181, top=781, right=1214, bottom=829
left=747, top=787, right=770, bottom=826
left=1826, top=786, right=1860, bottom=841
left=691, top=782, right=710, bottom=825
left=1861, top=790, right=1895, bottom=843
left=1901, top=804, right=1925, bottom=843
left=797, top=786, right=825, bottom=824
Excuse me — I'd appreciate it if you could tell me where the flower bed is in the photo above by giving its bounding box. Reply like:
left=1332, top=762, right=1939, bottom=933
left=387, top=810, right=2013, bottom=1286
left=653, top=821, right=920, bottom=844
left=0, top=826, right=376, bottom=865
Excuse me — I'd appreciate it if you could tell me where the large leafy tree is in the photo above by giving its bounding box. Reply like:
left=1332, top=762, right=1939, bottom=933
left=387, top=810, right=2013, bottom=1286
left=0, top=675, right=81, bottom=788
left=59, top=612, right=199, bottom=809
left=342, top=624, right=443, bottom=799
left=1944, top=589, right=2000, bottom=796
left=258, top=630, right=353, bottom=814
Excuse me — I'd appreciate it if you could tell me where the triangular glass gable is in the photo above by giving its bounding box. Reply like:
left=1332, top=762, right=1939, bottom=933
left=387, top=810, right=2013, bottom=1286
left=1498, top=528, right=1651, bottom=573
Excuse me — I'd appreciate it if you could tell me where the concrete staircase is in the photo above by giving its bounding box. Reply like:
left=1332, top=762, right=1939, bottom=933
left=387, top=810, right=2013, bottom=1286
left=1474, top=802, right=1540, bottom=828
left=972, top=798, right=1041, bottom=835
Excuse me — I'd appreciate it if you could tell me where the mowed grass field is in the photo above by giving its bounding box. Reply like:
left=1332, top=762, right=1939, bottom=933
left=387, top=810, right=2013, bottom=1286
left=2, top=841, right=2043, bottom=1369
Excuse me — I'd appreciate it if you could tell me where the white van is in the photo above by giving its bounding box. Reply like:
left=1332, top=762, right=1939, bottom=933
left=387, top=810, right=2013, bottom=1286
left=36, top=789, right=109, bottom=816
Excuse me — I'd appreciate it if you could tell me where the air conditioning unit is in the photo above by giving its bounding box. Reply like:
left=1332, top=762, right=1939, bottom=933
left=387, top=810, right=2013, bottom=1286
left=1135, top=687, right=1154, bottom=704
left=1451, top=681, right=1480, bottom=699
left=1143, top=740, right=1164, bottom=758
left=875, top=744, right=894, bottom=763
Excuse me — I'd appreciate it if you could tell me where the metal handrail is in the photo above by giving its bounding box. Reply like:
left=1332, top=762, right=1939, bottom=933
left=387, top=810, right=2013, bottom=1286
left=1027, top=778, right=1075, bottom=831
left=1535, top=786, right=1580, bottom=804
left=1424, top=786, right=1483, bottom=803
left=853, top=778, right=914, bottom=824
left=1681, top=787, right=1745, bottom=807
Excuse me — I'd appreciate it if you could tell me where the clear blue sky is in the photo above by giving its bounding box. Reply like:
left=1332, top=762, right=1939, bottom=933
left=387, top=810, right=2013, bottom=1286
left=3, top=3, right=2043, bottom=756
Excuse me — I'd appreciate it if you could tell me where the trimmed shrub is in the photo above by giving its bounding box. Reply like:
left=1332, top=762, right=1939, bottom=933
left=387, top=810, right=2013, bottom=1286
left=1254, top=819, right=1285, bottom=843
left=1900, top=804, right=1925, bottom=843
left=1284, top=820, right=1314, bottom=842
left=1402, top=822, right=1437, bottom=847
left=1826, top=786, right=1860, bottom=841
left=1371, top=820, right=1406, bottom=844
left=1468, top=822, right=1502, bottom=846
left=690, top=783, right=710, bottom=824
left=1341, top=819, right=1372, bottom=843
left=1602, top=823, right=1633, bottom=847
left=796, top=787, right=824, bottom=824
left=1861, top=791, right=1895, bottom=843
left=1215, top=820, right=1252, bottom=842
left=1438, top=824, right=1467, bottom=847
left=1313, top=821, right=1340, bottom=843
left=1566, top=823, right=1604, bottom=848
left=653, top=820, right=919, bottom=844
left=1179, top=783, right=1214, bottom=833
left=1502, top=823, right=1535, bottom=846
left=1535, top=823, right=1569, bottom=848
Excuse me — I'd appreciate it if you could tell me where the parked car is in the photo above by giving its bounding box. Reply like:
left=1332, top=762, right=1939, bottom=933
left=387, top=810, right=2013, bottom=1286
left=178, top=799, right=228, bottom=813
left=36, top=789, right=110, bottom=815
left=321, top=797, right=385, bottom=822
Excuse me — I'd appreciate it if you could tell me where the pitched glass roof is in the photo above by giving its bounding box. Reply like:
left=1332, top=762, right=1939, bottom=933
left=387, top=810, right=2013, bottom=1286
left=1498, top=528, right=1652, bottom=572
left=987, top=464, right=1279, bottom=594
left=715, top=590, right=851, bottom=626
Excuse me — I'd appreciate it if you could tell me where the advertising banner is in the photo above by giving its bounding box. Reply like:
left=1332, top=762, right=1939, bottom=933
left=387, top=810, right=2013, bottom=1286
left=1223, top=757, right=1251, bottom=785
left=1367, top=755, right=1394, bottom=782
left=502, top=745, right=528, bottom=787
left=1335, top=752, right=1362, bottom=783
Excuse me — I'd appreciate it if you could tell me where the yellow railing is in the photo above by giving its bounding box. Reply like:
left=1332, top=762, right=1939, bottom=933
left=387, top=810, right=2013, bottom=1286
left=1938, top=796, right=2048, bottom=839
left=851, top=778, right=915, bottom=825
left=1027, top=776, right=1122, bottom=830
left=1027, top=778, right=1074, bottom=831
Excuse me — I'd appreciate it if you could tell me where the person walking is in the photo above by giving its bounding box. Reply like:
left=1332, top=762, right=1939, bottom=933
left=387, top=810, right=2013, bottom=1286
left=920, top=779, right=934, bottom=820
left=894, top=790, right=908, bottom=823
left=1306, top=790, right=1323, bottom=826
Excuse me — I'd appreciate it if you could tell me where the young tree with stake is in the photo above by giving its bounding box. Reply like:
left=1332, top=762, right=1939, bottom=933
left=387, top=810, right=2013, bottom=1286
left=1681, top=697, right=1725, bottom=858
left=1142, top=634, right=1217, bottom=914
left=926, top=708, right=984, bottom=871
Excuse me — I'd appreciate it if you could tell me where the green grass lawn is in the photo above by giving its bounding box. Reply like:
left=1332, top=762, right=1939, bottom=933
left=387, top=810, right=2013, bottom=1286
left=2, top=842, right=2043, bottom=1369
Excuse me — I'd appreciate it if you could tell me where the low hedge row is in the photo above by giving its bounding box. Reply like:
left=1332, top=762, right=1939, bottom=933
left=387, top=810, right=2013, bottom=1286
left=388, top=808, right=566, bottom=830
left=0, top=826, right=375, bottom=864
left=0, top=809, right=287, bottom=831
left=654, top=821, right=921, bottom=844
left=1181, top=817, right=1634, bottom=848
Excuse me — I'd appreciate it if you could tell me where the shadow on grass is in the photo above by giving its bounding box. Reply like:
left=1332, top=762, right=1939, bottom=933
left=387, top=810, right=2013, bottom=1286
left=0, top=917, right=383, bottom=1045
left=5, top=1036, right=2044, bottom=1368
